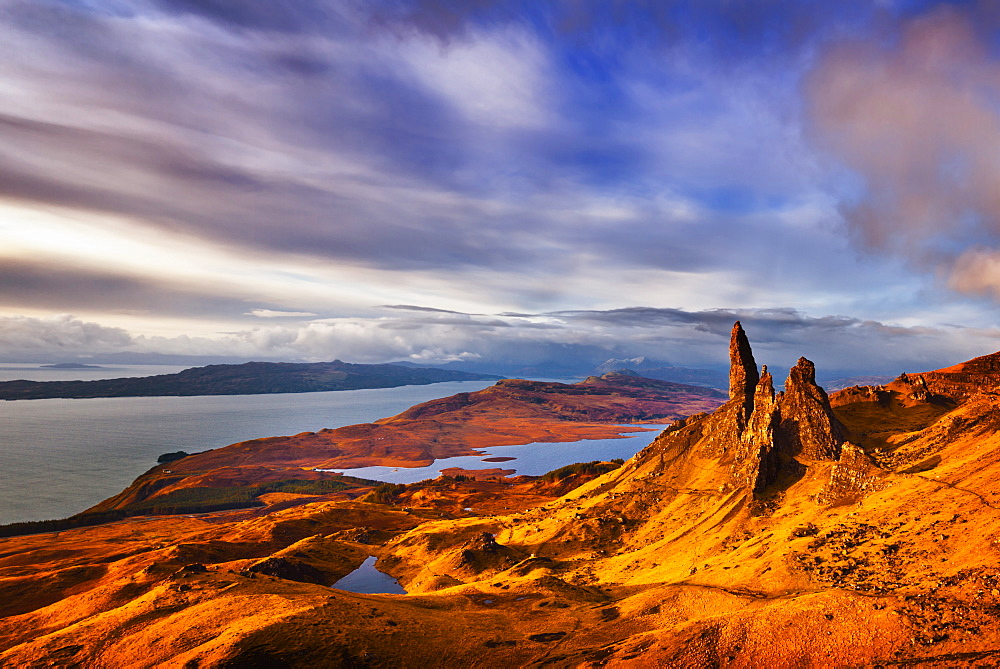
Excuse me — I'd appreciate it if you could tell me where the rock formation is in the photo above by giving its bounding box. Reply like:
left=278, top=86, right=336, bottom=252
left=729, top=320, right=760, bottom=402
left=777, top=357, right=847, bottom=460
left=734, top=367, right=781, bottom=492
left=9, top=323, right=1000, bottom=666
left=713, top=324, right=846, bottom=493
left=815, top=442, right=884, bottom=505
left=455, top=532, right=521, bottom=574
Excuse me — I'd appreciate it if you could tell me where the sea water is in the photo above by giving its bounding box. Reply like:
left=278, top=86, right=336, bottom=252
left=0, top=379, right=499, bottom=525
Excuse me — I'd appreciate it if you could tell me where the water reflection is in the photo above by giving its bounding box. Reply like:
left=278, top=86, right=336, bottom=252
left=331, top=556, right=407, bottom=595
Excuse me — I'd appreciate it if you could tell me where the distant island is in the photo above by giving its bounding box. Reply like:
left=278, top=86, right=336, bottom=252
left=0, top=360, right=501, bottom=400
left=39, top=363, right=105, bottom=369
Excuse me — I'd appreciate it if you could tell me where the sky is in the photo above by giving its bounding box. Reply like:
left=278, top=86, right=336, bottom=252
left=4, top=0, right=1000, bottom=376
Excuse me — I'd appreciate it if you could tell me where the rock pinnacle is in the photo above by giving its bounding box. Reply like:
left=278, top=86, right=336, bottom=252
left=729, top=321, right=760, bottom=401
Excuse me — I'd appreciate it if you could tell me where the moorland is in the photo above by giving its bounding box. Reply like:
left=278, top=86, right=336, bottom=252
left=3, top=324, right=1000, bottom=666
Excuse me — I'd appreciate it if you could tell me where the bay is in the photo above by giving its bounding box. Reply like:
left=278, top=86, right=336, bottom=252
left=0, top=379, right=499, bottom=525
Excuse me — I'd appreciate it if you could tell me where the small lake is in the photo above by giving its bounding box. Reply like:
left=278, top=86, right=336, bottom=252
left=324, top=426, right=668, bottom=484
left=331, top=556, right=407, bottom=594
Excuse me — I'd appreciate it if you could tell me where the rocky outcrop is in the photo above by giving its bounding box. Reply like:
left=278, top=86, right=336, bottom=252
left=829, top=384, right=891, bottom=408
left=734, top=367, right=781, bottom=492
left=700, top=322, right=763, bottom=462
left=712, top=325, right=847, bottom=494
left=454, top=532, right=521, bottom=574
left=894, top=373, right=931, bottom=402
left=777, top=357, right=847, bottom=460
left=242, top=557, right=328, bottom=585
left=816, top=443, right=885, bottom=505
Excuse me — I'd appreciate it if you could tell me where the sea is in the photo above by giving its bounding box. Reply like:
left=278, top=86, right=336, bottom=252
left=0, top=364, right=662, bottom=526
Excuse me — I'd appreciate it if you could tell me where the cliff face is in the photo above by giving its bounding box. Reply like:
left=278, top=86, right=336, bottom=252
left=728, top=320, right=760, bottom=403
left=736, top=367, right=780, bottom=492
left=465, top=323, right=852, bottom=582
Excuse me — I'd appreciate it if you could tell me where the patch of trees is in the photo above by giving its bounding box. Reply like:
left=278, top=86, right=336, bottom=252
left=540, top=459, right=625, bottom=483
left=364, top=483, right=408, bottom=504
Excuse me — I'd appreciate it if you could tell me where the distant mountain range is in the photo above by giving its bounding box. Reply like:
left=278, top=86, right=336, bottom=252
left=593, top=356, right=728, bottom=389
left=392, top=355, right=729, bottom=387
left=0, top=360, right=501, bottom=400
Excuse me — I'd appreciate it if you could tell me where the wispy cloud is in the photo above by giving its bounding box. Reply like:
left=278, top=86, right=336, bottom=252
left=245, top=309, right=318, bottom=319
left=2, top=1, right=1000, bottom=369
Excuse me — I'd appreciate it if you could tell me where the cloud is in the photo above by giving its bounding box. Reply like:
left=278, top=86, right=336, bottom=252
left=0, top=315, right=132, bottom=356
left=398, top=26, right=552, bottom=129
left=246, top=309, right=318, bottom=318
left=382, top=305, right=470, bottom=314
left=948, top=248, right=1000, bottom=299
left=4, top=0, right=1000, bottom=365
left=0, top=259, right=256, bottom=318
left=4, top=306, right=994, bottom=378
left=806, top=7, right=1000, bottom=294
left=0, top=0, right=835, bottom=283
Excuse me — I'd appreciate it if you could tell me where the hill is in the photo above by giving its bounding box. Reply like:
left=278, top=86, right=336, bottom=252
left=4, top=325, right=1000, bottom=665
left=594, top=356, right=728, bottom=388
left=0, top=360, right=501, bottom=400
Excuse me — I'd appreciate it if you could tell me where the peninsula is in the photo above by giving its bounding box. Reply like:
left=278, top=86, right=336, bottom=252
left=0, top=360, right=501, bottom=400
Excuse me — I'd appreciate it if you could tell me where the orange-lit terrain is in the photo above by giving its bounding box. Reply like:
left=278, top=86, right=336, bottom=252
left=88, top=373, right=724, bottom=516
left=4, top=325, right=1000, bottom=666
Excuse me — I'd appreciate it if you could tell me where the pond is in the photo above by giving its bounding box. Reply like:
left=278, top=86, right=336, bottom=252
left=331, top=556, right=407, bottom=595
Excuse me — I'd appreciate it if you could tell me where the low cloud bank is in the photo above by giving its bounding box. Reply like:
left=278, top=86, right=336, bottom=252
left=1, top=308, right=994, bottom=378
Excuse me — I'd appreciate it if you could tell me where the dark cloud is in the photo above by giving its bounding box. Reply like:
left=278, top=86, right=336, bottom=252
left=0, top=260, right=269, bottom=319
left=0, top=0, right=852, bottom=294
left=383, top=305, right=471, bottom=314
left=150, top=0, right=340, bottom=34
left=370, top=0, right=867, bottom=56
left=0, top=314, right=133, bottom=356
left=0, top=298, right=991, bottom=376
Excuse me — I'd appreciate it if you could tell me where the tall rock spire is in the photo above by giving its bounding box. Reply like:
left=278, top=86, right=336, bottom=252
left=777, top=357, right=846, bottom=460
left=729, top=321, right=760, bottom=402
